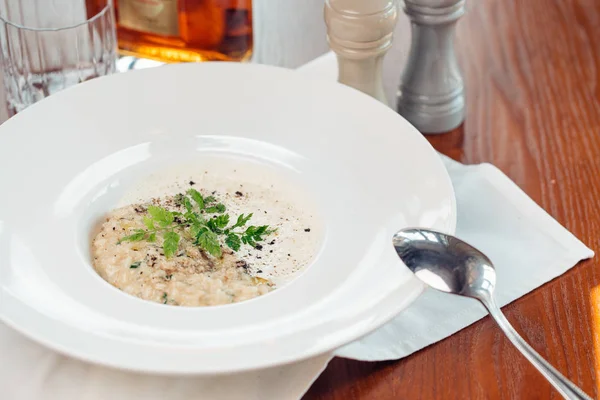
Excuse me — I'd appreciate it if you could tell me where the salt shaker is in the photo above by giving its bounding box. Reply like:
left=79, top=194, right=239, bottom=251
left=397, top=0, right=466, bottom=134
left=324, top=0, right=398, bottom=106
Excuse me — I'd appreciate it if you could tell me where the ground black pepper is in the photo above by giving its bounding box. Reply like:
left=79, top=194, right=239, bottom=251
left=94, top=175, right=315, bottom=306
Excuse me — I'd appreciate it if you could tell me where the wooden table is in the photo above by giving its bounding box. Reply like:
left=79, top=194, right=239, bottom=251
left=302, top=0, right=600, bottom=398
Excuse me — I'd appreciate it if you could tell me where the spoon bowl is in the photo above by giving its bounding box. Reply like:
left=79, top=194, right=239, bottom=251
left=393, top=228, right=591, bottom=400
left=393, top=228, right=496, bottom=299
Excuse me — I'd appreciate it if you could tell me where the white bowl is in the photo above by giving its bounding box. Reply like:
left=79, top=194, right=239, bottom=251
left=0, top=63, right=455, bottom=374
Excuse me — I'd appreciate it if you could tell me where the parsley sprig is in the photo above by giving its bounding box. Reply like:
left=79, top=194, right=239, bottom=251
left=119, top=189, right=275, bottom=258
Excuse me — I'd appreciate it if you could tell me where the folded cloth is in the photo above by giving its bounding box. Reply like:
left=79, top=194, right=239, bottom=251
left=0, top=320, right=331, bottom=400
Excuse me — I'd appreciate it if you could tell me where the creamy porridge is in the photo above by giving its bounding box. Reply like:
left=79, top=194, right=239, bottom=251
left=92, top=159, right=321, bottom=306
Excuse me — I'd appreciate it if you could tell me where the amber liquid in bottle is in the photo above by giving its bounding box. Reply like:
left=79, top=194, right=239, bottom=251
left=87, top=0, right=252, bottom=63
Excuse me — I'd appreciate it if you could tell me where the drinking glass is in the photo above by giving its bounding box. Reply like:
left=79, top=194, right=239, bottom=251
left=0, top=0, right=117, bottom=116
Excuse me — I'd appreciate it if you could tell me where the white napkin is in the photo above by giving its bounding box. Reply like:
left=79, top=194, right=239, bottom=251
left=0, top=53, right=593, bottom=400
left=0, top=321, right=330, bottom=400
left=0, top=320, right=332, bottom=400
left=337, top=155, right=594, bottom=360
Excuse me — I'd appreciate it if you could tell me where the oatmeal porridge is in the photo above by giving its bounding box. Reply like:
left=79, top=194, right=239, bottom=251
left=91, top=159, right=321, bottom=306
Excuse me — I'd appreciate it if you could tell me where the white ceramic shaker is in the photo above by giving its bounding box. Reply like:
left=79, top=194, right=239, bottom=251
left=324, top=0, right=398, bottom=106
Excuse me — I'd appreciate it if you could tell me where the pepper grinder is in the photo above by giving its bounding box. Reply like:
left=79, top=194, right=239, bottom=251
left=397, top=0, right=466, bottom=134
left=324, top=0, right=398, bottom=106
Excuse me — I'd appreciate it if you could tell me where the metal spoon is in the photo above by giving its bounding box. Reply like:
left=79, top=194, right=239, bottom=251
left=393, top=228, right=592, bottom=400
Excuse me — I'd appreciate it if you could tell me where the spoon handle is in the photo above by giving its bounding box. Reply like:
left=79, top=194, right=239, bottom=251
left=479, top=296, right=592, bottom=400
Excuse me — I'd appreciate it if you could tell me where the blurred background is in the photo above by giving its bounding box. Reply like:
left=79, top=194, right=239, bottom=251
left=0, top=0, right=334, bottom=121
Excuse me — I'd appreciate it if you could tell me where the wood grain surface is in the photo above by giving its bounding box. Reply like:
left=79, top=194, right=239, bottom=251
left=305, top=0, right=600, bottom=399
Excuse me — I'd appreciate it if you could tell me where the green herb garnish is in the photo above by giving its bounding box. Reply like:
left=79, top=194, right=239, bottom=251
left=197, top=229, right=222, bottom=258
left=163, top=231, right=180, bottom=258
left=187, top=188, right=205, bottom=210
left=162, top=292, right=168, bottom=304
left=241, top=225, right=273, bottom=248
left=225, top=233, right=242, bottom=251
left=119, top=190, right=275, bottom=258
left=130, top=261, right=141, bottom=269
left=205, top=203, right=226, bottom=213
left=148, top=205, right=174, bottom=227
left=118, top=229, right=147, bottom=244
